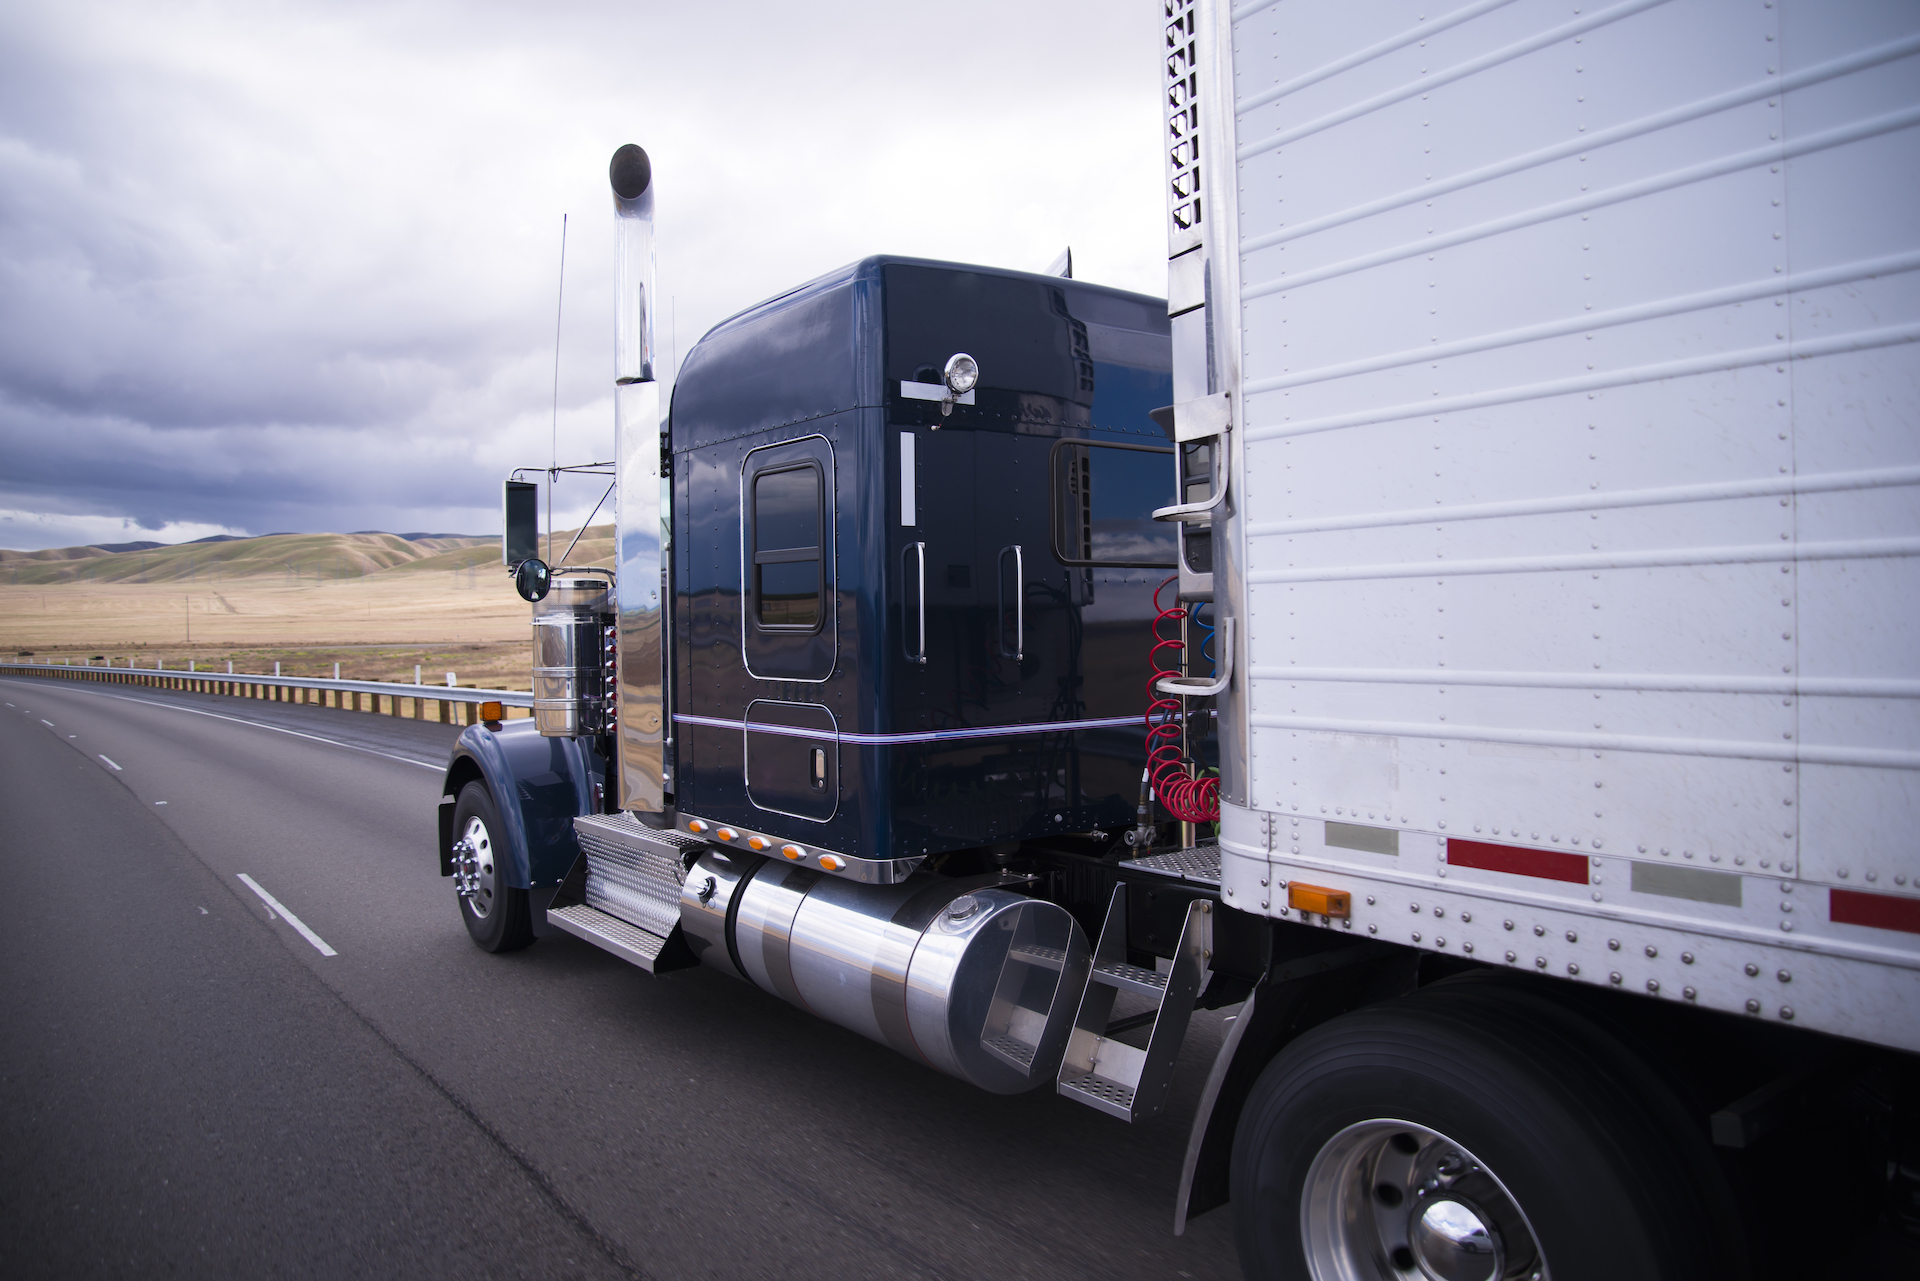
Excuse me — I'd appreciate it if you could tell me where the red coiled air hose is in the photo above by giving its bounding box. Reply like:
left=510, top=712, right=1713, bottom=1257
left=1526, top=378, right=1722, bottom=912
left=1144, top=576, right=1219, bottom=824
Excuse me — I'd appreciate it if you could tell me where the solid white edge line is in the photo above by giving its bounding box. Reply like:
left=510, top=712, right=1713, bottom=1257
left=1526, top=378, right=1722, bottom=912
left=236, top=874, right=338, bottom=956
left=99, top=755, right=122, bottom=771
left=0, top=677, right=442, bottom=772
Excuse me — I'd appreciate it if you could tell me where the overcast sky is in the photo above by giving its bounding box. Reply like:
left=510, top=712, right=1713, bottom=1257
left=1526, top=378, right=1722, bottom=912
left=0, top=0, right=1167, bottom=551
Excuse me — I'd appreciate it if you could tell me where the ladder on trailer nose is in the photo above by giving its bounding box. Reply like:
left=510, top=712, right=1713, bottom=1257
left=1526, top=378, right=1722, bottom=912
left=1056, top=846, right=1218, bottom=1122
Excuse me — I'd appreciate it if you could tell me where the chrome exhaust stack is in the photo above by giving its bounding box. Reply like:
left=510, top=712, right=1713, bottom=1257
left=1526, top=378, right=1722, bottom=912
left=681, top=851, right=1092, bottom=1094
left=609, top=144, right=667, bottom=811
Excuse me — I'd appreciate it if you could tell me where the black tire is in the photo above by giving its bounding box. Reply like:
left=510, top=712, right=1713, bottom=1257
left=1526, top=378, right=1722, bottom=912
left=450, top=781, right=534, bottom=953
left=1231, top=983, right=1738, bottom=1281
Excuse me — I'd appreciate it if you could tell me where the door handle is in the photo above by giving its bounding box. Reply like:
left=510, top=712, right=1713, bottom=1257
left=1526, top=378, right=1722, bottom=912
left=998, top=544, right=1024, bottom=662
left=903, top=542, right=927, bottom=665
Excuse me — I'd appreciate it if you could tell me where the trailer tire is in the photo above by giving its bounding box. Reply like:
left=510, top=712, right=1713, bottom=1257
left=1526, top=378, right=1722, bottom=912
left=1230, top=983, right=1733, bottom=1281
left=451, top=781, right=533, bottom=953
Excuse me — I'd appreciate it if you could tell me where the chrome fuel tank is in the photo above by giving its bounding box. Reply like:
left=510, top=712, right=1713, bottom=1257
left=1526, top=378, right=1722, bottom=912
left=682, top=852, right=1089, bottom=1093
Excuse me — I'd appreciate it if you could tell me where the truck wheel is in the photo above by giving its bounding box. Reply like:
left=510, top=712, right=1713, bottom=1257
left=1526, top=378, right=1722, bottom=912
left=451, top=781, right=533, bottom=953
left=1231, top=984, right=1732, bottom=1281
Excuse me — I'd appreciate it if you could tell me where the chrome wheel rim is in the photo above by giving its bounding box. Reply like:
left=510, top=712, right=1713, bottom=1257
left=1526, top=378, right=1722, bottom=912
left=452, top=815, right=496, bottom=919
left=1300, top=1119, right=1547, bottom=1281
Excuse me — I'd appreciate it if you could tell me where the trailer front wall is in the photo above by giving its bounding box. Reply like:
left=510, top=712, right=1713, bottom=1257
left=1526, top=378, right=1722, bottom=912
left=1201, top=0, right=1920, bottom=1048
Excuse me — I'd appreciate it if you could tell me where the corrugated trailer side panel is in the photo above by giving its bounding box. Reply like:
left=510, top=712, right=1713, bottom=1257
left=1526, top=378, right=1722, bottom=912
left=1210, top=0, right=1920, bottom=1048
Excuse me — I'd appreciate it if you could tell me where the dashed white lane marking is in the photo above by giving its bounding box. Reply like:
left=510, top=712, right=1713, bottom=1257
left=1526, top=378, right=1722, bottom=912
left=236, top=874, right=337, bottom=957
left=99, top=755, right=122, bottom=771
left=40, top=719, right=54, bottom=727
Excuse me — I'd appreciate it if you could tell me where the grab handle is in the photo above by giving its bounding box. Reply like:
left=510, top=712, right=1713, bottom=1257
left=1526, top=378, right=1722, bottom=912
left=998, top=544, right=1024, bottom=661
left=903, top=542, right=927, bottom=664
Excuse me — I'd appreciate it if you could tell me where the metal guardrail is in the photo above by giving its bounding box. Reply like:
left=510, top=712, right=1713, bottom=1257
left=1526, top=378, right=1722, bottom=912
left=0, top=660, right=534, bottom=725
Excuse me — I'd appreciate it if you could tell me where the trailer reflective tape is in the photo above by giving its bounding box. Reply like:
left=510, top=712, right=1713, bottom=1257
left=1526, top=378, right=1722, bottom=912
left=1830, top=888, right=1920, bottom=936
left=1446, top=839, right=1588, bottom=885
left=1327, top=822, right=1398, bottom=856
left=1630, top=862, right=1743, bottom=907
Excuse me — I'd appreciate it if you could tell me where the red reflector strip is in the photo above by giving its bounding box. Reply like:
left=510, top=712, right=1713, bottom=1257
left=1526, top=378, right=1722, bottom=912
left=1446, top=839, right=1588, bottom=885
left=1830, top=888, right=1920, bottom=935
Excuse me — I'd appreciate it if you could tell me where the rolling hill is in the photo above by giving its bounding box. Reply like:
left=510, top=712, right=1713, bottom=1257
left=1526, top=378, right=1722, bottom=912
left=0, top=527, right=614, bottom=586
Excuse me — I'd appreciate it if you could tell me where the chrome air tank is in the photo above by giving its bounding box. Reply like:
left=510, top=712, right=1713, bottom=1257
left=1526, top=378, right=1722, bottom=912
left=682, top=852, right=1090, bottom=1093
left=532, top=576, right=612, bottom=737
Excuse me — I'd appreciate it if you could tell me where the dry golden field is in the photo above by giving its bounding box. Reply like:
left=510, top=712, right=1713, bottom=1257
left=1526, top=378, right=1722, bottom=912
left=0, top=528, right=614, bottom=690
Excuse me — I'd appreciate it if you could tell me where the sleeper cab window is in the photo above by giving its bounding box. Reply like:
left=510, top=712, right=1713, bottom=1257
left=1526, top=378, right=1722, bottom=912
left=751, top=462, right=823, bottom=630
left=1049, top=438, right=1178, bottom=568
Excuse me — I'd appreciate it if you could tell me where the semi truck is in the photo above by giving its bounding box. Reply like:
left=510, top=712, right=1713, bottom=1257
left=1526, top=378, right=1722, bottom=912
left=440, top=2, right=1920, bottom=1276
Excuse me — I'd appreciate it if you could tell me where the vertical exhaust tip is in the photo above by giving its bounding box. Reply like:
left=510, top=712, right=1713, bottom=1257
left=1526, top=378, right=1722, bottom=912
left=609, top=144, right=652, bottom=200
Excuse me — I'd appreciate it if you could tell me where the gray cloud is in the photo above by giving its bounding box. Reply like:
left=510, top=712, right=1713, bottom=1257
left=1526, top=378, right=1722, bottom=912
left=0, top=0, right=1166, bottom=550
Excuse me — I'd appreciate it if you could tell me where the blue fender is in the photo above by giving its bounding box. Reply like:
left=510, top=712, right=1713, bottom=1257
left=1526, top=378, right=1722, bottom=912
left=438, top=719, right=602, bottom=890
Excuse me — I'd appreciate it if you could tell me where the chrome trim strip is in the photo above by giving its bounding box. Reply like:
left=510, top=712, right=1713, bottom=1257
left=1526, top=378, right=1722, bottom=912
left=674, top=711, right=1155, bottom=745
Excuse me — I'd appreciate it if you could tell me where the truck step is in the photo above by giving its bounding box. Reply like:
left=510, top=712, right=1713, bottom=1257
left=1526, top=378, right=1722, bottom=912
left=545, top=902, right=674, bottom=972
left=1092, top=960, right=1170, bottom=998
left=1009, top=944, right=1069, bottom=970
left=552, top=814, right=704, bottom=973
left=1116, top=841, right=1221, bottom=888
left=1057, top=1071, right=1139, bottom=1121
left=983, top=1035, right=1039, bottom=1072
left=1056, top=883, right=1212, bottom=1123
left=572, top=813, right=704, bottom=938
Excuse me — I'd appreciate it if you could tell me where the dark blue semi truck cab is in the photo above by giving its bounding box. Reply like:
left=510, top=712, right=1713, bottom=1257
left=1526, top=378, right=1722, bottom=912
left=668, top=255, right=1181, bottom=872
left=442, top=142, right=1254, bottom=1244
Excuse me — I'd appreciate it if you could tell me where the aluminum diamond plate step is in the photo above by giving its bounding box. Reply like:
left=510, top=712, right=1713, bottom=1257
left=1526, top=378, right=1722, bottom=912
left=1116, top=843, right=1221, bottom=887
left=546, top=903, right=672, bottom=972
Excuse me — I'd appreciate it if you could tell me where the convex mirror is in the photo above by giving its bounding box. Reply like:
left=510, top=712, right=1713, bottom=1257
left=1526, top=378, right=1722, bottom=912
left=514, top=558, right=552, bottom=602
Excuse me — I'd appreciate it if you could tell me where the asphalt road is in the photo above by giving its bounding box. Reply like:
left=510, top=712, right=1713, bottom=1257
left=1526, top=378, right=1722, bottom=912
left=0, top=673, right=1244, bottom=1280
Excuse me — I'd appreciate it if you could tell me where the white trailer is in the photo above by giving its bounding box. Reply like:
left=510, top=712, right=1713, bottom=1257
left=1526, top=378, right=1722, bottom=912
left=1156, top=0, right=1920, bottom=1273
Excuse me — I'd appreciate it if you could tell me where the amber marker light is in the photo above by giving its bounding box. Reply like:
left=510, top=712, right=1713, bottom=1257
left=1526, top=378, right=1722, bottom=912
left=818, top=855, right=843, bottom=872
left=715, top=827, right=737, bottom=842
left=478, top=701, right=503, bottom=721
left=1288, top=883, right=1352, bottom=917
left=781, top=845, right=806, bottom=861
left=746, top=835, right=768, bottom=851
left=686, top=819, right=708, bottom=834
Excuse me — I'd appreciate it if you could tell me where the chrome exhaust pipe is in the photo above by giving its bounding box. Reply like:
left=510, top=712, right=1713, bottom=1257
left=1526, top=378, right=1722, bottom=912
left=609, top=143, right=666, bottom=811
left=681, top=852, right=1091, bottom=1094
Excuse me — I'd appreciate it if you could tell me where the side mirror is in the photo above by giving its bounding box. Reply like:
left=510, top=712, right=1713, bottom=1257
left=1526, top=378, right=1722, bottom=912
left=514, top=558, right=552, bottom=602
left=504, top=479, right=540, bottom=567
